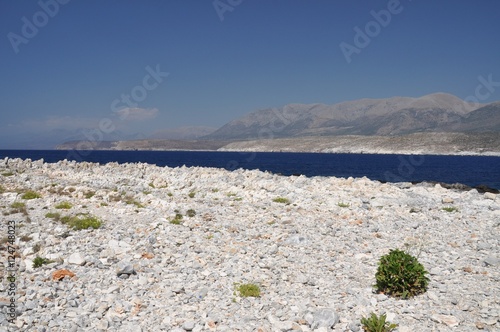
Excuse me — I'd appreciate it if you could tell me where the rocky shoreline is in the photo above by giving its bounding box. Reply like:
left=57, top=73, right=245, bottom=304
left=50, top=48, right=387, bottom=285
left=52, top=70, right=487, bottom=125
left=0, top=158, right=499, bottom=331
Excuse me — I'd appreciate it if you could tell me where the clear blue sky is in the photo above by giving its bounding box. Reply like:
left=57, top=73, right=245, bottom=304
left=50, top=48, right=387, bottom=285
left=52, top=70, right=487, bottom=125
left=1, top=0, right=499, bottom=148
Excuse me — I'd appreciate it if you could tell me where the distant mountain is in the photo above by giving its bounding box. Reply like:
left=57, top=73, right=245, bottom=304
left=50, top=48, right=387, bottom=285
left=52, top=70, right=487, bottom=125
left=204, top=93, right=493, bottom=139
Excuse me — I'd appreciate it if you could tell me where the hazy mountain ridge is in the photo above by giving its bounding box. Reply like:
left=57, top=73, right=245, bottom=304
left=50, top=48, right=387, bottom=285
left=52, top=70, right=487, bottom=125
left=57, top=93, right=500, bottom=155
left=205, top=93, right=490, bottom=139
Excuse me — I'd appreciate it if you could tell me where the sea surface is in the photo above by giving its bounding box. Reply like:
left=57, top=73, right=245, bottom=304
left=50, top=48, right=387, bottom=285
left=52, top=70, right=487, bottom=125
left=1, top=150, right=499, bottom=190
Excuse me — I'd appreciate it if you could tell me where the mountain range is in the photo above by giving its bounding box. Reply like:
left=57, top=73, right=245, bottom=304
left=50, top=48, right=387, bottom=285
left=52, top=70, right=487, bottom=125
left=57, top=93, right=500, bottom=154
left=204, top=93, right=500, bottom=139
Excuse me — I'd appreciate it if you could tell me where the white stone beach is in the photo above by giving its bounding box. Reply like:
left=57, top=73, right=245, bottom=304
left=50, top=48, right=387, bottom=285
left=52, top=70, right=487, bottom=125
left=0, top=158, right=499, bottom=331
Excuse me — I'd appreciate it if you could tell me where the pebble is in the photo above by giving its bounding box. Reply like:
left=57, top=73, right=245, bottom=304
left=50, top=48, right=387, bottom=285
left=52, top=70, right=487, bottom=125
left=0, top=158, right=498, bottom=331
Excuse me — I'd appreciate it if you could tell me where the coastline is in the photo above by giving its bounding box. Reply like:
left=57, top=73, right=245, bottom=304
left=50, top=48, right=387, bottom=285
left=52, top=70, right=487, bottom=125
left=0, top=158, right=499, bottom=331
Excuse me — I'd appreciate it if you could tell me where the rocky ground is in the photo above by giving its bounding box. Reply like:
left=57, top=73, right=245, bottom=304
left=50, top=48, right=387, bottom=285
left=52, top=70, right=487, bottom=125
left=0, top=158, right=499, bottom=332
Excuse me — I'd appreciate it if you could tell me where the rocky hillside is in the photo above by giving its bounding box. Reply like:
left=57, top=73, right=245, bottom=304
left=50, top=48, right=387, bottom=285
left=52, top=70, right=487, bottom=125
left=205, top=93, right=497, bottom=139
left=1, top=158, right=499, bottom=331
left=219, top=132, right=500, bottom=156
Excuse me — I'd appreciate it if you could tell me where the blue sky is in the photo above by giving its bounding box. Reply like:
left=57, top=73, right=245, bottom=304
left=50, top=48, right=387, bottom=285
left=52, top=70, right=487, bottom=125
left=1, top=0, right=499, bottom=148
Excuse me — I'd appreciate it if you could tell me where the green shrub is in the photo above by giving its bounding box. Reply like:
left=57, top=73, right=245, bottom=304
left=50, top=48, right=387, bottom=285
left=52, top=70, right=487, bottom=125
left=125, top=197, right=144, bottom=208
left=60, top=214, right=102, bottom=230
left=442, top=206, right=458, bottom=213
left=45, top=212, right=61, bottom=221
left=170, top=213, right=183, bottom=225
left=32, top=256, right=53, bottom=268
left=11, top=202, right=26, bottom=209
left=338, top=202, right=350, bottom=208
left=186, top=209, right=196, bottom=217
left=361, top=313, right=397, bottom=332
left=84, top=191, right=95, bottom=199
left=0, top=185, right=5, bottom=193
left=21, top=191, right=41, bottom=200
left=374, top=249, right=429, bottom=299
left=188, top=191, right=196, bottom=198
left=1, top=171, right=14, bottom=177
left=8, top=202, right=28, bottom=215
left=273, top=197, right=290, bottom=204
left=55, top=201, right=72, bottom=209
left=235, top=283, right=261, bottom=297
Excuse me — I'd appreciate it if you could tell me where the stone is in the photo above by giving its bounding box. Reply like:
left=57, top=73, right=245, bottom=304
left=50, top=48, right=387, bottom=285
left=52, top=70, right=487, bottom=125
left=310, top=308, right=339, bottom=329
left=442, top=197, right=454, bottom=204
left=115, top=260, right=136, bottom=276
left=52, top=269, right=75, bottom=281
left=484, top=256, right=500, bottom=266
left=431, top=314, right=460, bottom=327
left=67, top=253, right=86, bottom=266
left=484, top=192, right=496, bottom=200
left=182, top=321, right=196, bottom=331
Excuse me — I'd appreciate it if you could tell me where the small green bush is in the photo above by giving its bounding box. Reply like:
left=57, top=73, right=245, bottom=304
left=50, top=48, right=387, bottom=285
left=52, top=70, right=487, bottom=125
left=11, top=202, right=26, bottom=209
left=8, top=202, right=28, bottom=215
left=84, top=191, right=95, bottom=199
left=45, top=212, right=61, bottom=221
left=21, top=191, right=41, bottom=200
left=125, top=197, right=144, bottom=208
left=188, top=191, right=196, bottom=198
left=170, top=213, right=183, bottom=225
left=1, top=171, right=14, bottom=177
left=273, top=197, right=290, bottom=204
left=0, top=185, right=5, bottom=193
left=55, top=201, right=72, bottom=209
left=32, top=256, right=53, bottom=268
left=338, top=202, right=350, bottom=208
left=361, top=313, right=397, bottom=332
left=60, top=214, right=102, bottom=230
left=374, top=249, right=429, bottom=299
left=442, top=206, right=458, bottom=213
left=186, top=209, right=196, bottom=217
left=235, top=283, right=261, bottom=297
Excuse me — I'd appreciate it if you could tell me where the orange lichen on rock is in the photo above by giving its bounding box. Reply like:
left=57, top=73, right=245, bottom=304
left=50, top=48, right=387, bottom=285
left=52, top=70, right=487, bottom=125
left=52, top=269, right=75, bottom=281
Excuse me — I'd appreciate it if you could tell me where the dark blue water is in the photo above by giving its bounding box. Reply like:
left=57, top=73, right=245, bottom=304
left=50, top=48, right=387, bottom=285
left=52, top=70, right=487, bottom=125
left=1, top=150, right=499, bottom=190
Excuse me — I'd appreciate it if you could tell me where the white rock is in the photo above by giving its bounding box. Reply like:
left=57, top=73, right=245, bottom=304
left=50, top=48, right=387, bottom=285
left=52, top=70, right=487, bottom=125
left=67, top=253, right=86, bottom=266
left=484, top=192, right=496, bottom=200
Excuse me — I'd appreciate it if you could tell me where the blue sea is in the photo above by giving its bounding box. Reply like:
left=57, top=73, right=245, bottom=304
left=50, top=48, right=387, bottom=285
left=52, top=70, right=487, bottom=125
left=0, top=150, right=499, bottom=190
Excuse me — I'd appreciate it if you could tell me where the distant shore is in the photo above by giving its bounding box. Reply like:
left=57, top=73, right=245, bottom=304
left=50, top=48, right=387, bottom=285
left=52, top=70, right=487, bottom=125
left=54, top=132, right=500, bottom=157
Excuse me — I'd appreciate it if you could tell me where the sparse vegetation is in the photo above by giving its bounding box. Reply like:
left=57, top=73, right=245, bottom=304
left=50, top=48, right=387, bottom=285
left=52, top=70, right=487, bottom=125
left=20, top=235, right=32, bottom=242
left=32, top=256, right=53, bottom=268
left=55, top=201, right=72, bottom=209
left=374, top=249, right=429, bottom=299
left=235, top=283, right=261, bottom=298
left=0, top=185, right=5, bottom=193
left=273, top=197, right=290, bottom=204
left=32, top=243, right=41, bottom=253
left=442, top=206, right=458, bottom=213
left=188, top=191, right=196, bottom=198
left=100, top=202, right=108, bottom=207
left=1, top=171, right=14, bottom=177
left=170, top=213, right=183, bottom=225
left=45, top=212, right=61, bottom=221
left=186, top=209, right=196, bottom=217
left=9, top=202, right=27, bottom=215
left=125, top=197, right=145, bottom=208
left=338, top=202, right=350, bottom=208
left=59, top=214, right=102, bottom=230
left=21, top=190, right=41, bottom=200
left=84, top=191, right=95, bottom=199
left=361, top=313, right=397, bottom=332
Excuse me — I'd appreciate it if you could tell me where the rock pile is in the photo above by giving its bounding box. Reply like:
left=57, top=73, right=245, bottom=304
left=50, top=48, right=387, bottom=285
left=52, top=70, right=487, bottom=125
left=0, top=158, right=498, bottom=331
